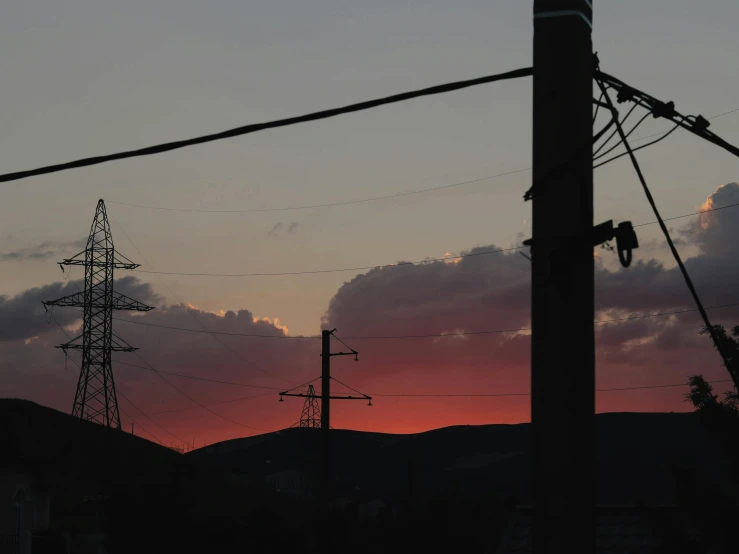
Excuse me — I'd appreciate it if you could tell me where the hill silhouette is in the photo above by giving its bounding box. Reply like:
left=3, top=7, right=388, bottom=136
left=4, top=400, right=738, bottom=553
left=188, top=412, right=736, bottom=506
left=1, top=399, right=302, bottom=553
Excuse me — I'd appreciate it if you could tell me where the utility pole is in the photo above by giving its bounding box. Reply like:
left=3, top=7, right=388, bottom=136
left=279, top=328, right=370, bottom=498
left=321, top=330, right=331, bottom=492
left=531, top=1, right=594, bottom=552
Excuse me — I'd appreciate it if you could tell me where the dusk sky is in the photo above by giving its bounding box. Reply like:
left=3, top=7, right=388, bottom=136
left=1, top=1, right=739, bottom=447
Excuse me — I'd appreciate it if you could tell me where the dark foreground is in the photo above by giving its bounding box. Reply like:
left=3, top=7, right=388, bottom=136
left=3, top=399, right=739, bottom=553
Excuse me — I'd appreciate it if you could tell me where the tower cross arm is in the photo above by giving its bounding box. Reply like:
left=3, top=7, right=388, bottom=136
left=112, top=292, right=154, bottom=312
left=43, top=292, right=85, bottom=308
left=58, top=249, right=141, bottom=270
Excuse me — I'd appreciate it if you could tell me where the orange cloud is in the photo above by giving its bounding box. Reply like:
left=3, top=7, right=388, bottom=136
left=696, top=183, right=730, bottom=230
left=252, top=315, right=289, bottom=335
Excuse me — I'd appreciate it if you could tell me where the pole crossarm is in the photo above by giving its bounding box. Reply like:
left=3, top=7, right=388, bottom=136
left=326, top=351, right=357, bottom=358
left=595, top=69, right=739, bottom=160
left=279, top=392, right=372, bottom=401
left=59, top=250, right=141, bottom=271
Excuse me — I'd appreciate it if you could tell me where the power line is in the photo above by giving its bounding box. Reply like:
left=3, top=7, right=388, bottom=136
left=593, top=110, right=652, bottom=161
left=0, top=67, right=532, bottom=184
left=56, top=300, right=739, bottom=340
left=147, top=391, right=275, bottom=416
left=371, top=379, right=736, bottom=397
left=108, top=170, right=530, bottom=213
left=130, top=350, right=275, bottom=432
left=615, top=106, right=739, bottom=146
left=113, top=359, right=286, bottom=391
left=129, top=245, right=525, bottom=278
left=595, top=71, right=739, bottom=390
left=331, top=332, right=359, bottom=354
left=595, top=121, right=684, bottom=169
left=341, top=302, right=739, bottom=339
left=117, top=403, right=162, bottom=443
left=109, top=213, right=292, bottom=386
left=633, top=200, right=739, bottom=227
left=103, top=105, right=737, bottom=214
left=46, top=311, right=183, bottom=446
left=116, top=198, right=739, bottom=279
left=113, top=356, right=735, bottom=399
left=116, top=389, right=181, bottom=445
left=596, top=69, right=739, bottom=160
left=592, top=103, right=639, bottom=158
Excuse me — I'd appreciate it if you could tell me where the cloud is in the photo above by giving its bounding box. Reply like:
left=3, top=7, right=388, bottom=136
left=323, top=245, right=531, bottom=338
left=0, top=299, right=315, bottom=443
left=682, top=182, right=739, bottom=257
left=0, top=276, right=161, bottom=341
left=0, top=238, right=86, bottom=262
left=2, top=183, right=739, bottom=445
left=595, top=182, right=739, bottom=314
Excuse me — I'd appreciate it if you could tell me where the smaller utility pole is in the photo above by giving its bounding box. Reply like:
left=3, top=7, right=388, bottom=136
left=321, top=330, right=331, bottom=492
left=279, top=328, right=370, bottom=497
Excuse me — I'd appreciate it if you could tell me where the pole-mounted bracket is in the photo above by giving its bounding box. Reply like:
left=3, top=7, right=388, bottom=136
left=593, top=220, right=639, bottom=267
left=522, top=220, right=638, bottom=268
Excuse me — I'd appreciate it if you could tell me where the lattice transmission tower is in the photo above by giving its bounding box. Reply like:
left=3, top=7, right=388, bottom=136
left=43, top=199, right=153, bottom=428
left=298, top=384, right=321, bottom=428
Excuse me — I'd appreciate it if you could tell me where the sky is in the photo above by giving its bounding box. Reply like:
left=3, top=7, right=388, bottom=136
left=1, top=1, right=739, bottom=448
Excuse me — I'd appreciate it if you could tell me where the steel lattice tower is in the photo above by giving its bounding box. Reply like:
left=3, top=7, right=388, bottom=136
left=43, top=199, right=153, bottom=428
left=298, top=385, right=321, bottom=428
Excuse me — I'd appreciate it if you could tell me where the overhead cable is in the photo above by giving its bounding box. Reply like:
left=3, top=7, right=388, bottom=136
left=110, top=213, right=291, bottom=385
left=130, top=245, right=525, bottom=277
left=47, top=311, right=183, bottom=445
left=595, top=121, right=684, bottom=169
left=106, top=104, right=736, bottom=214
left=0, top=68, right=532, bottom=184
left=130, top=351, right=275, bottom=432
left=120, top=199, right=739, bottom=279
left=96, top=301, right=739, bottom=341
left=595, top=70, right=739, bottom=390
left=108, top=169, right=530, bottom=213
left=595, top=69, right=739, bottom=160
left=113, top=357, right=734, bottom=399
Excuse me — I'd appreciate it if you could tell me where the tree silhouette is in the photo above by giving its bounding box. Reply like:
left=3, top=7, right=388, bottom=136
left=698, top=324, right=739, bottom=405
left=679, top=326, right=739, bottom=554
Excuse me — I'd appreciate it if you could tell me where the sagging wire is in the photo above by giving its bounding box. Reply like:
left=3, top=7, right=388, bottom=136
left=594, top=110, right=651, bottom=160
left=595, top=61, right=739, bottom=390
left=330, top=376, right=373, bottom=406
left=523, top=98, right=619, bottom=202
left=593, top=103, right=639, bottom=158
left=595, top=119, right=686, bottom=169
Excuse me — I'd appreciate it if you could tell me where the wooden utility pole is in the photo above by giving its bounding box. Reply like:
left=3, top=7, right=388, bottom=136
left=531, top=1, right=595, bottom=552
